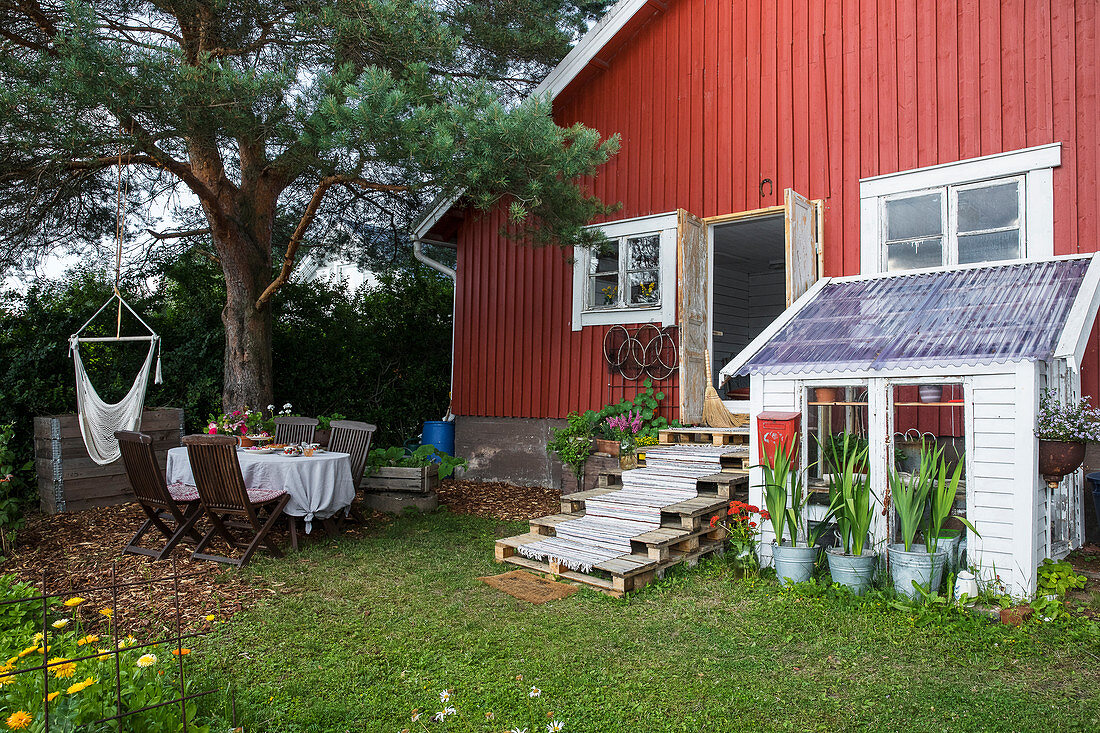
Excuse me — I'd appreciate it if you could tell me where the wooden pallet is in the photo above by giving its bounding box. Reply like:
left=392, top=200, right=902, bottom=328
left=659, top=427, right=750, bottom=447
left=495, top=482, right=731, bottom=597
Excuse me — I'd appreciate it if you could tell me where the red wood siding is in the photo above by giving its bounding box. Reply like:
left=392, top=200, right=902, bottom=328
left=449, top=0, right=1100, bottom=419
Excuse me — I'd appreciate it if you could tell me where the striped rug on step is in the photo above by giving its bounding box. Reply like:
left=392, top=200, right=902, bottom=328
left=517, top=445, right=729, bottom=572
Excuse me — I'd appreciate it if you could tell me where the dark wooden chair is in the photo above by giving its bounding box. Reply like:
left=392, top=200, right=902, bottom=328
left=182, top=434, right=291, bottom=568
left=328, top=420, right=377, bottom=524
left=115, top=430, right=204, bottom=560
left=273, top=416, right=318, bottom=445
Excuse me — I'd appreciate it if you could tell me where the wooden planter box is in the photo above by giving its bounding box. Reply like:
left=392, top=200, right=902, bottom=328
left=362, top=465, right=440, bottom=494
left=34, top=408, right=184, bottom=514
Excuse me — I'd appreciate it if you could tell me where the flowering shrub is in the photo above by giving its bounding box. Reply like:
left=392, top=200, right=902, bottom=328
left=710, top=500, right=767, bottom=574
left=604, top=411, right=642, bottom=456
left=1035, top=390, right=1100, bottom=442
left=206, top=403, right=294, bottom=437
left=0, top=596, right=210, bottom=732
left=401, top=681, right=565, bottom=733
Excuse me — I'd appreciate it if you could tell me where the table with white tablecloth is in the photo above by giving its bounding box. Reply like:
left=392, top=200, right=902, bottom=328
left=166, top=447, right=355, bottom=532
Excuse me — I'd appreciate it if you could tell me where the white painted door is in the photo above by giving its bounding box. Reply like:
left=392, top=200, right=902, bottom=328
left=785, top=189, right=818, bottom=305
left=678, top=209, right=708, bottom=425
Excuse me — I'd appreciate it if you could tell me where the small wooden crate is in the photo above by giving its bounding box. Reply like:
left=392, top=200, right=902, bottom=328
left=34, top=408, right=183, bottom=514
left=362, top=465, right=440, bottom=494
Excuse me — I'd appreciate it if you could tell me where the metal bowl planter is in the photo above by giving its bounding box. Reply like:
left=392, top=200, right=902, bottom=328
left=826, top=548, right=876, bottom=595
left=888, top=544, right=948, bottom=600
left=772, top=543, right=818, bottom=586
left=1037, top=440, right=1086, bottom=486
left=918, top=385, right=943, bottom=403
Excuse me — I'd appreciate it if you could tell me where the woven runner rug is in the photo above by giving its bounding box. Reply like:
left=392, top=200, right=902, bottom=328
left=517, top=445, right=728, bottom=572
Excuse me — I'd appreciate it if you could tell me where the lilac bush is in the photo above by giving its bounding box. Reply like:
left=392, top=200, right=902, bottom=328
left=1035, top=390, right=1100, bottom=442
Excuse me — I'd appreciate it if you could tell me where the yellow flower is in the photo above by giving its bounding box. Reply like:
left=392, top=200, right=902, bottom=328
left=51, top=619, right=68, bottom=630
left=170, top=648, right=190, bottom=656
left=76, top=635, right=99, bottom=646
left=0, top=658, right=15, bottom=673
left=0, top=674, right=13, bottom=686
left=32, top=633, right=43, bottom=643
left=45, top=691, right=60, bottom=702
left=205, top=614, right=215, bottom=622
left=63, top=597, right=86, bottom=607
left=136, top=654, right=157, bottom=668
left=66, top=676, right=95, bottom=694
left=98, top=608, right=113, bottom=619
left=16, top=646, right=36, bottom=659
left=5, top=710, right=31, bottom=729
left=46, top=657, right=76, bottom=679
left=96, top=649, right=111, bottom=660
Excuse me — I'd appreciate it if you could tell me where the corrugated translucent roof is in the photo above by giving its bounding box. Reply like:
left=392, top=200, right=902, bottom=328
left=736, top=258, right=1092, bottom=376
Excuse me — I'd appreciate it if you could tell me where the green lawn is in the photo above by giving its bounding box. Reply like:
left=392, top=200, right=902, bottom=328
left=196, top=511, right=1100, bottom=733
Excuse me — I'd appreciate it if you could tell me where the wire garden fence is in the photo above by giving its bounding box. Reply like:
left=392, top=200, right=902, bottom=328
left=0, top=562, right=234, bottom=731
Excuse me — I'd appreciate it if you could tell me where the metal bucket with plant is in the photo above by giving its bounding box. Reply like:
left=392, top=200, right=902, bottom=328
left=887, top=442, right=949, bottom=599
left=760, top=434, right=831, bottom=586
left=821, top=433, right=877, bottom=594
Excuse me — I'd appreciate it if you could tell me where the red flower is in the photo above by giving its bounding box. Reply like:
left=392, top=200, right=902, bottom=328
left=749, top=521, right=757, bottom=528
left=727, top=506, right=736, bottom=516
left=746, top=504, right=760, bottom=513
left=760, top=510, right=771, bottom=521
left=709, top=515, right=718, bottom=527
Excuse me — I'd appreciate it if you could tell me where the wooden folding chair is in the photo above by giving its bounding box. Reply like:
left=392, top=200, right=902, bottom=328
left=182, top=434, right=291, bottom=568
left=115, top=431, right=204, bottom=560
left=273, top=416, right=318, bottom=445
left=328, top=420, right=377, bottom=523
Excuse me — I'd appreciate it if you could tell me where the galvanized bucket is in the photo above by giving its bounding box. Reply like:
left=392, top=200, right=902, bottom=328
left=826, top=548, right=876, bottom=595
left=772, top=543, right=819, bottom=587
left=930, top=530, right=962, bottom=570
left=888, top=544, right=947, bottom=600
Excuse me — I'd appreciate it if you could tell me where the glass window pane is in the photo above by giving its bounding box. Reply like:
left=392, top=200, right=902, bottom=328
left=957, top=182, right=1019, bottom=232
left=627, top=235, right=660, bottom=270
left=589, top=274, right=619, bottom=308
left=589, top=241, right=619, bottom=275
left=957, top=230, right=1021, bottom=264
left=886, top=193, right=942, bottom=240
left=886, top=237, right=943, bottom=271
left=628, top=270, right=660, bottom=305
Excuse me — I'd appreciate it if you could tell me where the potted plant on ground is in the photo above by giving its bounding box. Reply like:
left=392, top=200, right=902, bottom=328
left=887, top=442, right=948, bottom=599
left=709, top=500, right=767, bottom=578
left=821, top=433, right=877, bottom=595
left=547, top=412, right=596, bottom=488
left=760, top=435, right=829, bottom=586
left=1035, top=390, right=1100, bottom=487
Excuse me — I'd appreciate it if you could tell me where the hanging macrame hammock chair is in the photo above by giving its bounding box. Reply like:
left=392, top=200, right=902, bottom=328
left=68, top=293, right=163, bottom=465
left=68, top=137, right=163, bottom=465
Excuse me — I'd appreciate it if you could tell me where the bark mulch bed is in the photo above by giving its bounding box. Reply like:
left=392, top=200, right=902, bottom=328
left=1, top=481, right=558, bottom=640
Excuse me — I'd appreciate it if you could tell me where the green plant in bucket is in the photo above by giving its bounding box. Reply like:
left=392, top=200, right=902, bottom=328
left=928, top=453, right=979, bottom=552
left=888, top=441, right=938, bottom=552
left=821, top=433, right=874, bottom=555
left=760, top=434, right=832, bottom=547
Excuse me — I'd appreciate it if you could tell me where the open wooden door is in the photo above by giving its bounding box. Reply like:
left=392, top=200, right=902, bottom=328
left=784, top=189, right=818, bottom=305
left=677, top=209, right=707, bottom=425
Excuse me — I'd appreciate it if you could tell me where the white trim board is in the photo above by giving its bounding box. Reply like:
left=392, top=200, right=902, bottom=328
left=1053, top=252, right=1100, bottom=371
left=413, top=0, right=659, bottom=240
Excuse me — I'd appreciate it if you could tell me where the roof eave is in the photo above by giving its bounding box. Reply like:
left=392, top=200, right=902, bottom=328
left=1052, top=251, right=1100, bottom=371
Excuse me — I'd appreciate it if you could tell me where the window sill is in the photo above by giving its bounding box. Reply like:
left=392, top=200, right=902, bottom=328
left=576, top=305, right=668, bottom=329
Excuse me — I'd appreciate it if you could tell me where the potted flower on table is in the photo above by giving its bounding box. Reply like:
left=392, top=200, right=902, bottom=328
left=1036, top=390, right=1100, bottom=488
left=206, top=408, right=273, bottom=446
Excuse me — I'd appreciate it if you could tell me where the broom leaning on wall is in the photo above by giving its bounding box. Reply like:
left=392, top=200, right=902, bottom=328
left=702, top=352, right=748, bottom=429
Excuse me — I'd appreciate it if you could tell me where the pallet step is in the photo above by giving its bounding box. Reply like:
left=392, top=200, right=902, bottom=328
left=561, top=488, right=617, bottom=513
left=659, top=427, right=750, bottom=446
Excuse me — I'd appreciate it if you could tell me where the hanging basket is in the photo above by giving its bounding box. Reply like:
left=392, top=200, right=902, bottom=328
left=1038, top=440, right=1086, bottom=484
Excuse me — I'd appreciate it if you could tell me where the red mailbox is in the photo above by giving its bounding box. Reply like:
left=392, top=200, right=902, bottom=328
left=757, top=411, right=801, bottom=466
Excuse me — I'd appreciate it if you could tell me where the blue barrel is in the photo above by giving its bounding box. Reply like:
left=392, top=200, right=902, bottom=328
left=1086, top=472, right=1100, bottom=542
left=421, top=420, right=456, bottom=459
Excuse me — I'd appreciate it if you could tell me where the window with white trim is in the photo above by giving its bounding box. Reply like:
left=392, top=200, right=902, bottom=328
left=571, top=212, right=678, bottom=330
left=860, top=144, right=1060, bottom=275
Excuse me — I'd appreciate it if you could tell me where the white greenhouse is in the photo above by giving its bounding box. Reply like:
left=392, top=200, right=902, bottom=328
left=720, top=254, right=1100, bottom=597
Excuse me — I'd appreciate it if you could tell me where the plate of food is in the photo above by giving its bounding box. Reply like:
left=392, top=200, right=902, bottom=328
left=244, top=446, right=276, bottom=454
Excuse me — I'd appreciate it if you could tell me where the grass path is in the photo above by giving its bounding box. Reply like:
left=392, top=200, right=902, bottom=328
left=196, top=511, right=1100, bottom=732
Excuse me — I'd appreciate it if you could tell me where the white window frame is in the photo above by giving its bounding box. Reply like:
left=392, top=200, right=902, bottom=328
left=571, top=212, right=678, bottom=330
left=860, top=143, right=1060, bottom=275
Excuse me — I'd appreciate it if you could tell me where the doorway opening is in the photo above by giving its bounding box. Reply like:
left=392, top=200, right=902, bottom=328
left=711, top=213, right=787, bottom=407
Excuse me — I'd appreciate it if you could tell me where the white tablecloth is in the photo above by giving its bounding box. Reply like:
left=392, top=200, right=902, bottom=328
left=166, top=447, right=355, bottom=532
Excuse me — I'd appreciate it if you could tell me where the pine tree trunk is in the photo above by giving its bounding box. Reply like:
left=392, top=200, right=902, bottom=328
left=215, top=227, right=274, bottom=412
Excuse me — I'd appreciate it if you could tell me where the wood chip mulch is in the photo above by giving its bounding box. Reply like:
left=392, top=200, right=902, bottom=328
left=438, top=479, right=560, bottom=521
left=1, top=480, right=558, bottom=641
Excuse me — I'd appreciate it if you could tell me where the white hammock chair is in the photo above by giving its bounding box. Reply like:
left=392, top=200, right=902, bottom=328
left=69, top=292, right=162, bottom=465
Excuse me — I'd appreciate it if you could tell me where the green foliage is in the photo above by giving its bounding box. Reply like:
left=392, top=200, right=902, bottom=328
left=366, top=445, right=468, bottom=480
left=584, top=379, right=679, bottom=442
left=929, top=453, right=979, bottom=552
left=0, top=425, right=32, bottom=558
left=824, top=431, right=869, bottom=472
left=316, top=414, right=347, bottom=431
left=759, top=436, right=798, bottom=546
left=0, top=574, right=50, bottom=642
left=1037, top=559, right=1087, bottom=600
left=889, top=442, right=938, bottom=552
left=546, top=412, right=596, bottom=481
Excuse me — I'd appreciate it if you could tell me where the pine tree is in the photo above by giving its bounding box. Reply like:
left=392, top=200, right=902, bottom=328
left=0, top=0, right=619, bottom=408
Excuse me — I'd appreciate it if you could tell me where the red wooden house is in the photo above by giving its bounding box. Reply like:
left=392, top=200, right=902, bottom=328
left=413, top=0, right=1100, bottom=492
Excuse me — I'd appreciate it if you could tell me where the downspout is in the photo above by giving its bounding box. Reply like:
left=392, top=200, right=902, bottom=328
left=413, top=238, right=458, bottom=420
